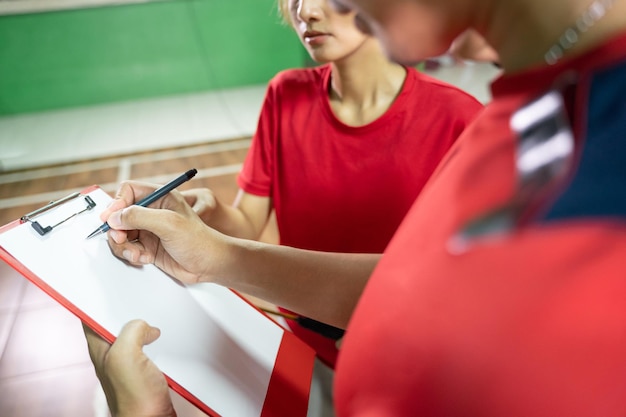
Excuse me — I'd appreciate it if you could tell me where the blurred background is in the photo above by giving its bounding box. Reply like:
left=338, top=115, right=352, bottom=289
left=0, top=1, right=499, bottom=416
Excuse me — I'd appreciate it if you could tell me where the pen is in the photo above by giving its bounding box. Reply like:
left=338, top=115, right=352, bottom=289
left=86, top=168, right=198, bottom=239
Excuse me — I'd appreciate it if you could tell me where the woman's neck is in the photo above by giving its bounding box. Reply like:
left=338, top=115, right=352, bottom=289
left=328, top=39, right=407, bottom=126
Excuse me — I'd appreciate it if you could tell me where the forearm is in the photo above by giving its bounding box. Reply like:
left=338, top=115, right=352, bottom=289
left=211, top=237, right=380, bottom=329
left=205, top=200, right=260, bottom=239
left=194, top=189, right=269, bottom=241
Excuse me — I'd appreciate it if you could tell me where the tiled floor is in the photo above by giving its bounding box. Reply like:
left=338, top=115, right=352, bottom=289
left=0, top=60, right=501, bottom=417
left=0, top=270, right=100, bottom=416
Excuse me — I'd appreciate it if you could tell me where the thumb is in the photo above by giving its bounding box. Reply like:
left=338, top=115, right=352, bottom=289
left=107, top=204, right=180, bottom=239
left=116, top=319, right=161, bottom=350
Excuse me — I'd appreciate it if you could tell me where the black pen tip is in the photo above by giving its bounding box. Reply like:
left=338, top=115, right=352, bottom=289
left=87, top=222, right=110, bottom=239
left=186, top=168, right=198, bottom=179
left=86, top=230, right=100, bottom=240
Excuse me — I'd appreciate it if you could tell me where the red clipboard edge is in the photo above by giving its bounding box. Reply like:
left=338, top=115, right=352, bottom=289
left=261, top=331, right=316, bottom=417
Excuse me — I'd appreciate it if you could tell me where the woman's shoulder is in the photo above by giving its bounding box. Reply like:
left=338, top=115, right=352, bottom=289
left=406, top=66, right=483, bottom=106
left=268, top=65, right=329, bottom=91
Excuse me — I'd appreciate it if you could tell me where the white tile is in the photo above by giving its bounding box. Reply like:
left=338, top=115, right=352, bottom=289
left=0, top=305, right=90, bottom=378
left=0, top=85, right=267, bottom=171
left=19, top=279, right=58, bottom=311
left=0, top=262, right=25, bottom=312
left=0, top=311, right=17, bottom=360
left=0, top=364, right=100, bottom=417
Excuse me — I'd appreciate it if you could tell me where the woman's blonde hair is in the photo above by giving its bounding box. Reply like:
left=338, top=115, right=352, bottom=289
left=277, top=0, right=291, bottom=25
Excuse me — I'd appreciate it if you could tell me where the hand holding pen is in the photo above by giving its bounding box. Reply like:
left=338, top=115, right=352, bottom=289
left=87, top=169, right=197, bottom=239
left=93, top=170, right=228, bottom=284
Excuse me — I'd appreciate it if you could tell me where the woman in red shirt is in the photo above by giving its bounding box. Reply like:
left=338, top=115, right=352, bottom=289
left=180, top=0, right=481, bottom=408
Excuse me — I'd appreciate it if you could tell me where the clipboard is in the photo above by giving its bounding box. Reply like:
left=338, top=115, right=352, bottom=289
left=0, top=185, right=314, bottom=417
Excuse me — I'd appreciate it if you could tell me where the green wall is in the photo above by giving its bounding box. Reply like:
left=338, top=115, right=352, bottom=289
left=0, top=0, right=306, bottom=115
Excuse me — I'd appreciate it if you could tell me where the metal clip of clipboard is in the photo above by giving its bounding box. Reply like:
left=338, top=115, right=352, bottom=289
left=21, top=192, right=97, bottom=236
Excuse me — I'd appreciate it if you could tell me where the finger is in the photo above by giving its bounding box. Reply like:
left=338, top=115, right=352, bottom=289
left=190, top=198, right=208, bottom=215
left=182, top=193, right=205, bottom=215
left=106, top=225, right=140, bottom=247
left=113, top=320, right=161, bottom=354
left=100, top=182, right=140, bottom=222
left=106, top=232, right=153, bottom=265
left=108, top=229, right=129, bottom=245
left=180, top=189, right=198, bottom=206
left=117, top=181, right=165, bottom=206
left=100, top=181, right=163, bottom=222
left=181, top=189, right=216, bottom=224
left=107, top=201, right=189, bottom=241
left=100, top=199, right=128, bottom=222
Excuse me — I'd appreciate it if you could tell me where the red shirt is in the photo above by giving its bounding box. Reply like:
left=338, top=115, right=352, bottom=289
left=335, top=32, right=626, bottom=416
left=238, top=64, right=482, bottom=367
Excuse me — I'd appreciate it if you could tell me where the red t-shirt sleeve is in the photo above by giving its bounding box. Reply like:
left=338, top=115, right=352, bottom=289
left=237, top=79, right=278, bottom=197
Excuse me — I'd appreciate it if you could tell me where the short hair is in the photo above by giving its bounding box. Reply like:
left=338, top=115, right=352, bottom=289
left=277, top=0, right=290, bottom=25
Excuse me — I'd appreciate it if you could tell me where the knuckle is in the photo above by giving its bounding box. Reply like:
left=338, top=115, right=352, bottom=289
left=119, top=205, right=139, bottom=224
